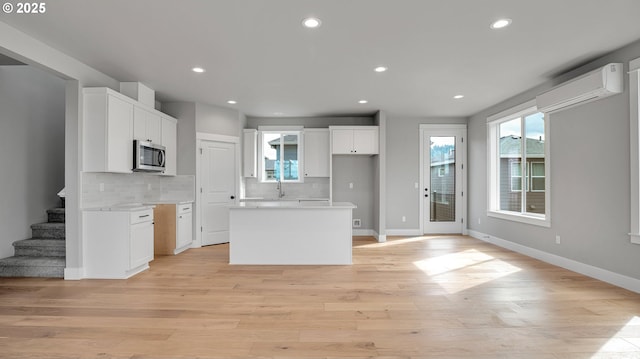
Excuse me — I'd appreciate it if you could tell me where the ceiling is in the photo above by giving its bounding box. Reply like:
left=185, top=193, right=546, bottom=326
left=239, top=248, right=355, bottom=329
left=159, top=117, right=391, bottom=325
left=2, top=0, right=640, bottom=118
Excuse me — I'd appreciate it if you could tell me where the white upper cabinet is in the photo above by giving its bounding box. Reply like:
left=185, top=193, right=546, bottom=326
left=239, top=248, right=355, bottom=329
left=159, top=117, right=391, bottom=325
left=83, top=87, right=179, bottom=174
left=243, top=129, right=257, bottom=178
left=330, top=126, right=379, bottom=155
left=304, top=129, right=330, bottom=177
left=83, top=88, right=134, bottom=173
left=133, top=106, right=161, bottom=143
left=161, top=116, right=177, bottom=176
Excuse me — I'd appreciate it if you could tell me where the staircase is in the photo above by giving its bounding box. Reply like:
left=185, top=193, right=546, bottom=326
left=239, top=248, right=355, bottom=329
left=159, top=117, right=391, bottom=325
left=0, top=208, right=66, bottom=278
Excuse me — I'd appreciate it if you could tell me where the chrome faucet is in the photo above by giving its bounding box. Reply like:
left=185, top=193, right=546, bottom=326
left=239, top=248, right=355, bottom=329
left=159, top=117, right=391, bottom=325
left=276, top=179, right=285, bottom=198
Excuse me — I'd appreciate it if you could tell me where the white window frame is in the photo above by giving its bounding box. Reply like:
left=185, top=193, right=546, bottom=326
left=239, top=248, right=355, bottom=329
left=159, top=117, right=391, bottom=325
left=257, top=126, right=304, bottom=183
left=487, top=100, right=551, bottom=227
left=629, top=58, right=640, bottom=244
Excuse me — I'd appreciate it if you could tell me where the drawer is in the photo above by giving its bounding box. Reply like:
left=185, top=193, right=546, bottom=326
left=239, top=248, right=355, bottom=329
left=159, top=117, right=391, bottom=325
left=130, top=209, right=154, bottom=224
left=178, top=204, right=192, bottom=213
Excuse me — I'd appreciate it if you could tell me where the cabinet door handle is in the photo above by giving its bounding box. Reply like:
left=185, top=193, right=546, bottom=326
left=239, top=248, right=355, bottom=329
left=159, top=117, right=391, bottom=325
left=139, top=214, right=150, bottom=218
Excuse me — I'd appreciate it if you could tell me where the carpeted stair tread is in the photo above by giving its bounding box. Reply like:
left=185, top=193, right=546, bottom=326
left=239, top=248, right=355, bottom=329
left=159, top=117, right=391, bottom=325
left=31, top=222, right=65, bottom=239
left=47, top=208, right=65, bottom=223
left=0, top=256, right=65, bottom=278
left=13, top=239, right=65, bottom=257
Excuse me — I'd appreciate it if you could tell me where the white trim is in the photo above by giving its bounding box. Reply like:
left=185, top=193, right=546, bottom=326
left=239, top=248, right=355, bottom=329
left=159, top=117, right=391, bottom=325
left=468, top=230, right=640, bottom=294
left=629, top=58, right=640, bottom=245
left=196, top=132, right=239, bottom=143
left=64, top=267, right=84, bottom=280
left=353, top=229, right=377, bottom=236
left=487, top=210, right=550, bottom=227
left=419, top=124, right=467, bottom=235
left=386, top=229, right=422, bottom=236
left=258, top=125, right=303, bottom=131
left=487, top=99, right=537, bottom=123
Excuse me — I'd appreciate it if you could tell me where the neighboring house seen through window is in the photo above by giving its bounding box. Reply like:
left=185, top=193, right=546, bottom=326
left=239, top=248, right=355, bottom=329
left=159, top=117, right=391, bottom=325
left=260, top=131, right=301, bottom=183
left=487, top=100, right=550, bottom=227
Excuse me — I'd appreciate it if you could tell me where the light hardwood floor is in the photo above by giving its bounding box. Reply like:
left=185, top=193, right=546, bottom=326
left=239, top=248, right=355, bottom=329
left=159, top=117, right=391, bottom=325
left=0, top=235, right=639, bottom=358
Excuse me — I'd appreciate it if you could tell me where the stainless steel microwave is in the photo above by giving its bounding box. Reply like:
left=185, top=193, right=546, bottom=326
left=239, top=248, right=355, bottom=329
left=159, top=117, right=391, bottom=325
left=133, top=140, right=166, bottom=172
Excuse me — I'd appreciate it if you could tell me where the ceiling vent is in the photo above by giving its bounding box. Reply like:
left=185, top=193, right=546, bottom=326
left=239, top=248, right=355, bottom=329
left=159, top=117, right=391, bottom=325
left=536, top=63, right=623, bottom=113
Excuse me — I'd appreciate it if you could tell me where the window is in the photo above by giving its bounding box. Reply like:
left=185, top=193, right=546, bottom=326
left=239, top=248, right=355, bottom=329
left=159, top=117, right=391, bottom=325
left=487, top=100, right=550, bottom=226
left=259, top=130, right=302, bottom=182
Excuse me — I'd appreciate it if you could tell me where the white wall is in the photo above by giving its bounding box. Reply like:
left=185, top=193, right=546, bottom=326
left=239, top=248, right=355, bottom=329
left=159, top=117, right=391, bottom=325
left=467, top=39, right=640, bottom=281
left=0, top=65, right=65, bottom=258
left=385, top=116, right=467, bottom=231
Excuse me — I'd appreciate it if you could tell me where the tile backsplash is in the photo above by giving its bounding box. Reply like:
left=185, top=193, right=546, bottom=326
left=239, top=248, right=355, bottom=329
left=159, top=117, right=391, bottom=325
left=82, top=172, right=195, bottom=208
left=244, top=177, right=329, bottom=200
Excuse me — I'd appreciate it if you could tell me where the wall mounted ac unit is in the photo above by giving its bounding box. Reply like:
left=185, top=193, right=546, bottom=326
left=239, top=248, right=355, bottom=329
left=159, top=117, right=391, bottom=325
left=536, top=63, right=623, bottom=113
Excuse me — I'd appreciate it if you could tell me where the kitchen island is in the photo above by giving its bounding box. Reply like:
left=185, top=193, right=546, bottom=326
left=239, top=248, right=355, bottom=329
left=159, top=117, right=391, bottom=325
left=229, top=201, right=356, bottom=265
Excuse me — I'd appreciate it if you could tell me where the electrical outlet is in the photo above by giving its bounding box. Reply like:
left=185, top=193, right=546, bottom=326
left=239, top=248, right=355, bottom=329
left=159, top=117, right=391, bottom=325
left=353, top=219, right=361, bottom=228
left=477, top=218, right=481, bottom=224
left=555, top=235, right=561, bottom=244
left=349, top=182, right=354, bottom=189
left=402, top=216, right=406, bottom=222
left=414, top=182, right=419, bottom=189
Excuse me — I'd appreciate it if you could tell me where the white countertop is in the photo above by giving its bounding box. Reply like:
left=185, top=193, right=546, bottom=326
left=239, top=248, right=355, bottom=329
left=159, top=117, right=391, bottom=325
left=84, top=200, right=193, bottom=212
left=231, top=201, right=356, bottom=209
left=84, top=203, right=156, bottom=212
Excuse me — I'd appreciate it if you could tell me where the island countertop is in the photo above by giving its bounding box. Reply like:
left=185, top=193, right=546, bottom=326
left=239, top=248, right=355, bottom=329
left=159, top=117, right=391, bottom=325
left=230, top=201, right=356, bottom=209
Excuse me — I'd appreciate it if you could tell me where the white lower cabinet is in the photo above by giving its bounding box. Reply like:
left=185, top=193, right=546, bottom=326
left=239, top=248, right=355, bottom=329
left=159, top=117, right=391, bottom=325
left=84, top=208, right=154, bottom=279
left=153, top=203, right=193, bottom=255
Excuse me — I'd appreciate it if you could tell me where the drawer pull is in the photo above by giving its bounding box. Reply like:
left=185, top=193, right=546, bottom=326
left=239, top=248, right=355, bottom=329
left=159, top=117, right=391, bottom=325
left=139, top=214, right=150, bottom=218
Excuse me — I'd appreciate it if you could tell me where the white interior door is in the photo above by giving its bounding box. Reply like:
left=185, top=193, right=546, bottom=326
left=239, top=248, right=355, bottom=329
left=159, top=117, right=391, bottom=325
left=200, top=140, right=237, bottom=245
left=421, top=125, right=466, bottom=234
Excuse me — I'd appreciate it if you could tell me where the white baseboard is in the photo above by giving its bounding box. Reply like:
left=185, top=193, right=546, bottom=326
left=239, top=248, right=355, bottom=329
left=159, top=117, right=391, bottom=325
left=64, top=267, right=83, bottom=280
left=353, top=229, right=377, bottom=237
left=386, top=229, right=422, bottom=236
left=468, top=229, right=640, bottom=294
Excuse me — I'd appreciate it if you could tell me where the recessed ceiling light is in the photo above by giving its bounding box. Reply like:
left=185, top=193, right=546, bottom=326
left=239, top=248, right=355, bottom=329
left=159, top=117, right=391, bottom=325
left=227, top=100, right=237, bottom=104
left=453, top=95, right=464, bottom=99
left=490, top=18, right=512, bottom=29
left=192, top=67, right=205, bottom=73
left=374, top=66, right=388, bottom=73
left=358, top=100, right=368, bottom=104
left=302, top=17, right=321, bottom=28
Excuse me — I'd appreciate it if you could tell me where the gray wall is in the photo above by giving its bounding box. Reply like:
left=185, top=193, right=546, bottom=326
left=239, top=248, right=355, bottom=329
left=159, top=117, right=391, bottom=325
left=163, top=102, right=243, bottom=176
left=385, top=116, right=467, bottom=230
left=467, top=39, right=640, bottom=280
left=0, top=65, right=65, bottom=258
left=163, top=102, right=196, bottom=175
left=332, top=156, right=375, bottom=231
left=196, top=103, right=242, bottom=138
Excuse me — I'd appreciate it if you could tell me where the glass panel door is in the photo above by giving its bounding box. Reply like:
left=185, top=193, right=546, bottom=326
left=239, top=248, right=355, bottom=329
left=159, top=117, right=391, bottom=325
left=422, top=126, right=466, bottom=234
